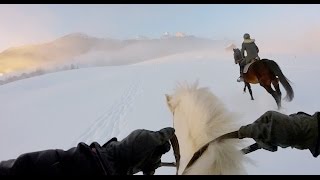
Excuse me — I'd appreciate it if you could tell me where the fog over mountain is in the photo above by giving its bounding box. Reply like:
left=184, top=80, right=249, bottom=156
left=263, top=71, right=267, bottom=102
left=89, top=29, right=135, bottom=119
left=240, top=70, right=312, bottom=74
left=0, top=32, right=234, bottom=77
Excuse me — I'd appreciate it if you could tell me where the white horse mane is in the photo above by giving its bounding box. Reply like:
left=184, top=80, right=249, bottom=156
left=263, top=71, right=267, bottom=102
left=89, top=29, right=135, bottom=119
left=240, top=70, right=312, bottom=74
left=166, top=81, right=247, bottom=175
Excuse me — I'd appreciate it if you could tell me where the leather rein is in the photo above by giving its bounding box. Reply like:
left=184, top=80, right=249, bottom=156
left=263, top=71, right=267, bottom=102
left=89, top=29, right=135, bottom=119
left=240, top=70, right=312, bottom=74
left=161, top=131, right=261, bottom=175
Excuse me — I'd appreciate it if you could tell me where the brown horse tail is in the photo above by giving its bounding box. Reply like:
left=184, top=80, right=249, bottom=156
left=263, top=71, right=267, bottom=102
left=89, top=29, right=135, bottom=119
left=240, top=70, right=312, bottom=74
left=265, top=60, right=294, bottom=101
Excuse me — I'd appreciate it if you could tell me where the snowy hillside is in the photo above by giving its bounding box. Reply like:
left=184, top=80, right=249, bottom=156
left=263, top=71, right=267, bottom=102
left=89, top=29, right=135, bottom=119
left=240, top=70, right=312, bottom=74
left=0, top=48, right=320, bottom=175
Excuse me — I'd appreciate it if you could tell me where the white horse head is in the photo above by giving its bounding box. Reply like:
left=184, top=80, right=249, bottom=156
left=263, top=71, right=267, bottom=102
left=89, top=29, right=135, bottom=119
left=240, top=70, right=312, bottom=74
left=165, top=81, right=247, bottom=175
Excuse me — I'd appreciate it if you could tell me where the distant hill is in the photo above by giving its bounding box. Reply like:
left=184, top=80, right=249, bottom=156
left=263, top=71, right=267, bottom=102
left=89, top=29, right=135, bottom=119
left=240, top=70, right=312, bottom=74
left=0, top=33, right=121, bottom=75
left=0, top=32, right=233, bottom=75
left=225, top=43, right=237, bottom=52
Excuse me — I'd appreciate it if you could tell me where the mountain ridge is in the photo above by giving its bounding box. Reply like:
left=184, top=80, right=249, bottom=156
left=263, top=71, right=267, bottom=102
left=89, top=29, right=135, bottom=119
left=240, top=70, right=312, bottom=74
left=0, top=32, right=233, bottom=75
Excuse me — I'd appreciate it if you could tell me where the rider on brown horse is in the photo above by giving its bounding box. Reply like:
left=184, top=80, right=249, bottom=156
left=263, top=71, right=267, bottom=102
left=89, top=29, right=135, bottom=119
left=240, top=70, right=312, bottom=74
left=238, top=33, right=260, bottom=82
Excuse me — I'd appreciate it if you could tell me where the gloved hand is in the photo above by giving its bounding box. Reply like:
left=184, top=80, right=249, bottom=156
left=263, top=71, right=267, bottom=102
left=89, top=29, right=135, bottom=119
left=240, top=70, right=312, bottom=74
left=112, top=127, right=175, bottom=175
left=238, top=114, right=278, bottom=152
left=237, top=111, right=318, bottom=154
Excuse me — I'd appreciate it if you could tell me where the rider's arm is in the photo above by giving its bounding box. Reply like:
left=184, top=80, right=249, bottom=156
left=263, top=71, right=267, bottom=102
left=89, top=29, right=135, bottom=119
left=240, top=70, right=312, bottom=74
left=238, top=110, right=320, bottom=157
left=241, top=43, right=246, bottom=58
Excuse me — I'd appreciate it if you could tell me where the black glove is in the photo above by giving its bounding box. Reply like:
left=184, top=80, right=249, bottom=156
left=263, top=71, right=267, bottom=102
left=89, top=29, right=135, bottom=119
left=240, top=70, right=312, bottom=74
left=238, top=116, right=278, bottom=152
left=238, top=111, right=318, bottom=154
left=112, top=127, right=175, bottom=175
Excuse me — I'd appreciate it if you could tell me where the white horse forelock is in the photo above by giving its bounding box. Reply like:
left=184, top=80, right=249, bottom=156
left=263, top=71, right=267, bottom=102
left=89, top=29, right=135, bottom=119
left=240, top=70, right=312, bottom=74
left=166, top=81, right=247, bottom=175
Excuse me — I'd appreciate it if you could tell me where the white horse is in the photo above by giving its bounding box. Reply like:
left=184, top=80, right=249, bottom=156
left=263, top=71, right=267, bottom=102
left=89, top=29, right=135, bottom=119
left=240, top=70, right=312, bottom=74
left=165, top=81, right=247, bottom=175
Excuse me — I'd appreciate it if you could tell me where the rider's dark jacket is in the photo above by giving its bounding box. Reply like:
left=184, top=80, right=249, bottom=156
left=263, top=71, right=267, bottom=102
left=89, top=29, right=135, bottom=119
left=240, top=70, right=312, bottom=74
left=241, top=39, right=259, bottom=65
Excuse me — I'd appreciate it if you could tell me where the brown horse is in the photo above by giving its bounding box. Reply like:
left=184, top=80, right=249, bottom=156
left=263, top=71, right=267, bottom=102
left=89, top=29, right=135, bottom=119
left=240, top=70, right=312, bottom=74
left=233, top=48, right=294, bottom=109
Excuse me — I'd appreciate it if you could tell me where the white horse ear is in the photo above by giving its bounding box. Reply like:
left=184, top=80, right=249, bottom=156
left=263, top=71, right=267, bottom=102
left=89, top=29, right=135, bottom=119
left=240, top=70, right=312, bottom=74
left=165, top=94, right=171, bottom=103
left=165, top=94, right=175, bottom=113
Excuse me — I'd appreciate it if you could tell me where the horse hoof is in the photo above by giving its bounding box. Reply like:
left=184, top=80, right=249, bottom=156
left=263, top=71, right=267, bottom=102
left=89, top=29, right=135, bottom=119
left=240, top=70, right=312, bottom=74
left=251, top=98, right=254, bottom=100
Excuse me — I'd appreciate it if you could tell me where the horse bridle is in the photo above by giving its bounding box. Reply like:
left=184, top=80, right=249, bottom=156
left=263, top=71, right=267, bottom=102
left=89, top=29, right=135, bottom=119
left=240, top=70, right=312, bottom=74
left=161, top=131, right=261, bottom=175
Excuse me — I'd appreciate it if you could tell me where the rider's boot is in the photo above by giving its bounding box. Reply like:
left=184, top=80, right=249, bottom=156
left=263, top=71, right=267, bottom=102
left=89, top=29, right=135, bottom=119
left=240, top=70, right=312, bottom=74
left=237, top=65, right=244, bottom=82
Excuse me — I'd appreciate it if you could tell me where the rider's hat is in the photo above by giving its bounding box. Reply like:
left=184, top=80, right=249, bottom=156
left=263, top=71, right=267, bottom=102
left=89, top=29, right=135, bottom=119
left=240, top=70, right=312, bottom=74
left=243, top=33, right=250, bottom=39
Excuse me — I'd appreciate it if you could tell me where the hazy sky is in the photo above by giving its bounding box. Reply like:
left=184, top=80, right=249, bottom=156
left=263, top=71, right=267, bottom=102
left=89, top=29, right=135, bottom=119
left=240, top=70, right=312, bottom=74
left=0, top=4, right=320, bottom=52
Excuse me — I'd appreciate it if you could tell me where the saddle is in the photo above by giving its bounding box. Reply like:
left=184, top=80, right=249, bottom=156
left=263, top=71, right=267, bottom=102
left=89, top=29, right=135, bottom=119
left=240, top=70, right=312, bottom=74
left=243, top=57, right=260, bottom=73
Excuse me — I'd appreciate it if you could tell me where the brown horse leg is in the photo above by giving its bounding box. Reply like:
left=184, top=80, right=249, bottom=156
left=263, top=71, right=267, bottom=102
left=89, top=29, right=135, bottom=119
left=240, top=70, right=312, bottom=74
left=260, top=83, right=281, bottom=109
left=246, top=82, right=254, bottom=100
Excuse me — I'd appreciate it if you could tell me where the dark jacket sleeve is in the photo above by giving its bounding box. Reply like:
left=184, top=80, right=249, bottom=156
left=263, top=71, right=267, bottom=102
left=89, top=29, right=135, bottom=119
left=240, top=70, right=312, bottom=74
left=90, top=139, right=118, bottom=175
left=0, top=159, right=15, bottom=175
left=241, top=43, right=245, bottom=58
left=2, top=149, right=68, bottom=175
left=60, top=142, right=105, bottom=175
left=238, top=111, right=320, bottom=157
left=0, top=143, right=105, bottom=175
